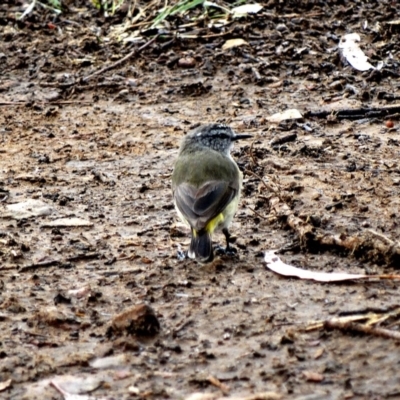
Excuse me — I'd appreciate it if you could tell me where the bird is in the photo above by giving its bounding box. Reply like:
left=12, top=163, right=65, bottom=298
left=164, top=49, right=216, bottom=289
left=172, top=123, right=252, bottom=263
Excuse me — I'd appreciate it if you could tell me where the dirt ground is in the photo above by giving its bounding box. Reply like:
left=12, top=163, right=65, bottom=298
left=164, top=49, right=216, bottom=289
left=1, top=1, right=400, bottom=399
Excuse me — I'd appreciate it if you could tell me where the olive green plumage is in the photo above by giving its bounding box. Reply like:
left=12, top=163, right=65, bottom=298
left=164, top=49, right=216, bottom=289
left=172, top=123, right=251, bottom=263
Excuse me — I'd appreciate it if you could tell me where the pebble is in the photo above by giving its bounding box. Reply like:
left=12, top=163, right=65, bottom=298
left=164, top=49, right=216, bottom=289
left=178, top=57, right=196, bottom=68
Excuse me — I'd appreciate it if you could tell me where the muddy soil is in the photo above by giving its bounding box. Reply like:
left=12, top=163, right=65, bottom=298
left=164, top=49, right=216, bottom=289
left=1, top=1, right=400, bottom=399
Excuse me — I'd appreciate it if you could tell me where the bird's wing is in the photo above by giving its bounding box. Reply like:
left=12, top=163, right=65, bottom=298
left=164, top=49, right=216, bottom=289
left=174, top=180, right=237, bottom=231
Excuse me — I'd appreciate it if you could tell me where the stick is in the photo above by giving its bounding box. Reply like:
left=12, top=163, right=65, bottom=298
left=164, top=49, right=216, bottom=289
left=248, top=138, right=258, bottom=166
left=304, top=104, right=400, bottom=120
left=20, top=260, right=61, bottom=272
left=245, top=169, right=278, bottom=196
left=0, top=100, right=92, bottom=106
left=207, top=375, right=229, bottom=393
left=81, top=35, right=159, bottom=83
left=248, top=206, right=267, bottom=220
left=367, top=229, right=395, bottom=246
left=324, top=319, right=400, bottom=341
left=66, top=253, right=100, bottom=262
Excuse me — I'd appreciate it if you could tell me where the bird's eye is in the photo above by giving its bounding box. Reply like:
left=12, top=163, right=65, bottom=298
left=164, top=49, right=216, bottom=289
left=205, top=133, right=229, bottom=139
left=208, top=128, right=230, bottom=139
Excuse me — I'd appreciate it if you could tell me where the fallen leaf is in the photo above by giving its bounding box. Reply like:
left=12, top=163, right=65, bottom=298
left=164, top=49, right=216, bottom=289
left=313, top=348, right=324, bottom=359
left=387, top=19, right=400, bottom=25
left=264, top=251, right=367, bottom=282
left=222, top=38, right=249, bottom=50
left=338, top=33, right=375, bottom=71
left=266, top=109, right=303, bottom=123
left=51, top=374, right=103, bottom=395
left=5, top=199, right=54, bottom=219
left=51, top=378, right=111, bottom=400
left=18, top=0, right=36, bottom=20
left=90, top=354, right=129, bottom=369
left=42, top=218, right=94, bottom=227
left=0, top=379, right=12, bottom=392
left=231, top=4, right=263, bottom=17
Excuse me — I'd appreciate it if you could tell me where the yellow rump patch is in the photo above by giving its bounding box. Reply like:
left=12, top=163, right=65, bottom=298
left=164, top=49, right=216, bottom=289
left=205, top=213, right=224, bottom=234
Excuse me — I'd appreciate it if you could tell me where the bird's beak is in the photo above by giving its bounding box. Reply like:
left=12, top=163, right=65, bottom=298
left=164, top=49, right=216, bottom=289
left=232, top=134, right=253, bottom=141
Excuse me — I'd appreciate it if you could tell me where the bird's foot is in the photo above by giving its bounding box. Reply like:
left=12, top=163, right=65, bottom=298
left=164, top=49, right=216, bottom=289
left=177, top=249, right=187, bottom=261
left=214, top=244, right=237, bottom=257
left=225, top=246, right=238, bottom=257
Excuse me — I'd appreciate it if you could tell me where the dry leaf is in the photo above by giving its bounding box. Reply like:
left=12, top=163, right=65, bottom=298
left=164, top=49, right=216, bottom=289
left=0, top=379, right=12, bottom=392
left=42, top=218, right=94, bottom=228
left=90, top=354, right=129, bottom=369
left=5, top=199, right=54, bottom=219
left=387, top=19, right=400, bottom=25
left=264, top=251, right=367, bottom=282
left=313, top=348, right=324, bottom=359
left=222, top=38, right=249, bottom=50
left=338, top=33, right=375, bottom=71
left=231, top=4, right=263, bottom=17
left=51, top=375, right=103, bottom=395
left=266, top=109, right=303, bottom=123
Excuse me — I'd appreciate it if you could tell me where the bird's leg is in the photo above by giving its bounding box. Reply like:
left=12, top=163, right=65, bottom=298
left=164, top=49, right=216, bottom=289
left=222, top=228, right=237, bottom=256
left=223, top=228, right=231, bottom=252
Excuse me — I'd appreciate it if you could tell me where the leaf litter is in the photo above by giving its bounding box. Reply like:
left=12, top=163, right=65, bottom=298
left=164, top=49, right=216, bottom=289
left=264, top=251, right=400, bottom=282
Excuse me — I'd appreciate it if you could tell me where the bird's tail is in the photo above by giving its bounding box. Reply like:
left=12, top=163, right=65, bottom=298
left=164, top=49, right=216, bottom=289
left=188, top=229, right=213, bottom=263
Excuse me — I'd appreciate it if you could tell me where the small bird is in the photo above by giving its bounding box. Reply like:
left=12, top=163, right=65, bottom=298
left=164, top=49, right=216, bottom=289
left=172, top=123, right=252, bottom=263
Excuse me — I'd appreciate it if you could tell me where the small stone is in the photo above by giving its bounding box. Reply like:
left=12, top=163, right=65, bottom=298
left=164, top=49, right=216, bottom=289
left=302, top=370, right=324, bottom=382
left=178, top=57, right=196, bottom=68
left=128, top=386, right=140, bottom=395
left=276, top=23, right=288, bottom=32
left=90, top=354, right=129, bottom=369
left=111, top=304, right=160, bottom=336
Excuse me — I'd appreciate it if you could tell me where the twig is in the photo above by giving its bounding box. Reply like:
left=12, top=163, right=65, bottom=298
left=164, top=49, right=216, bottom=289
left=324, top=319, right=400, bottom=341
left=207, top=375, right=230, bottom=394
left=305, top=315, right=368, bottom=331
left=365, top=307, right=400, bottom=326
left=338, top=305, right=400, bottom=316
left=20, top=260, right=61, bottom=272
left=367, top=229, right=395, bottom=246
left=248, top=206, right=267, bottom=220
left=305, top=104, right=400, bottom=120
left=98, top=268, right=144, bottom=276
left=248, top=138, right=258, bottom=166
left=0, top=100, right=92, bottom=106
left=81, top=35, right=159, bottom=83
left=244, top=169, right=278, bottom=196
left=66, top=253, right=100, bottom=262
